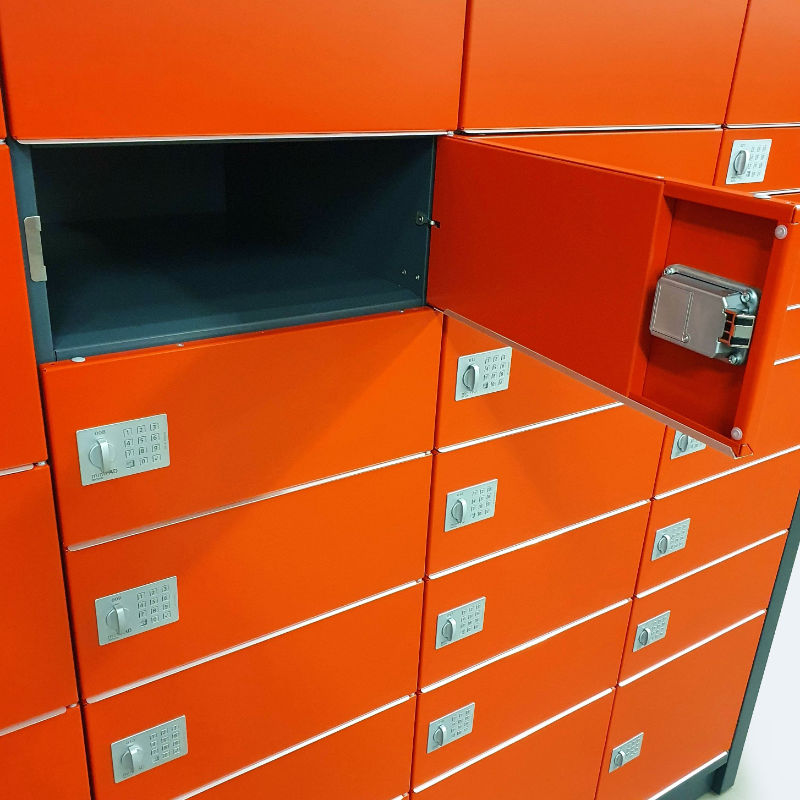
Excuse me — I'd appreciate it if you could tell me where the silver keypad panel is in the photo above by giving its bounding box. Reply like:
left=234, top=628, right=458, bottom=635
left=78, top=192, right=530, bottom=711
left=651, top=518, right=690, bottom=561
left=77, top=413, right=170, bottom=485
left=427, top=703, right=476, bottom=753
left=435, top=597, right=487, bottom=649
left=609, top=732, right=644, bottom=773
left=670, top=430, right=706, bottom=460
left=95, top=577, right=179, bottom=646
left=444, top=479, right=498, bottom=532
left=725, top=139, right=772, bottom=185
left=455, top=347, right=512, bottom=401
left=633, top=610, right=671, bottom=652
left=111, top=716, right=188, bottom=783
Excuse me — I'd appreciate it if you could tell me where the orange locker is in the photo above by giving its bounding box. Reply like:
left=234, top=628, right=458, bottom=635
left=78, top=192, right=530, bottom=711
left=411, top=690, right=614, bottom=800
left=67, top=456, right=431, bottom=698
left=428, top=135, right=800, bottom=456
left=40, top=308, right=441, bottom=547
left=0, top=709, right=91, bottom=799
left=776, top=307, right=800, bottom=362
left=0, top=465, right=77, bottom=730
left=715, top=128, right=800, bottom=192
left=0, top=1, right=467, bottom=140
left=726, top=0, right=800, bottom=125
left=620, top=533, right=784, bottom=680
left=427, top=404, right=662, bottom=573
left=83, top=583, right=422, bottom=800
left=413, top=604, right=628, bottom=786
left=757, top=358, right=800, bottom=455
left=458, top=1, right=747, bottom=131
left=596, top=616, right=763, bottom=800
left=483, top=130, right=725, bottom=184
left=435, top=316, right=612, bottom=448
left=0, top=143, right=47, bottom=470
left=641, top=448, right=800, bottom=592
left=191, top=699, right=415, bottom=800
left=419, top=504, right=647, bottom=685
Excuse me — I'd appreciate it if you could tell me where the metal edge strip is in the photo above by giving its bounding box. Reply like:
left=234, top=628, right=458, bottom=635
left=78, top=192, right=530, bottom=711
left=645, top=753, right=729, bottom=800
left=459, top=124, right=722, bottom=135
left=67, top=451, right=432, bottom=551
left=85, top=581, right=420, bottom=703
left=420, top=599, right=630, bottom=693
left=0, top=706, right=68, bottom=739
left=654, top=443, right=800, bottom=500
left=725, top=122, right=800, bottom=129
left=171, top=695, right=415, bottom=800
left=16, top=131, right=453, bottom=146
left=412, top=689, right=614, bottom=794
left=774, top=353, right=800, bottom=366
left=636, top=530, right=788, bottom=599
left=619, top=611, right=766, bottom=687
left=437, top=402, right=623, bottom=452
left=0, top=463, right=35, bottom=478
left=428, top=499, right=650, bottom=580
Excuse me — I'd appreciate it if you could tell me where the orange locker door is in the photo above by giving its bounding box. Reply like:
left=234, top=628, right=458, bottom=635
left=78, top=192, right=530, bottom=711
left=726, top=0, right=800, bottom=125
left=184, top=699, right=415, bottom=800
left=0, top=466, right=77, bottom=729
left=597, top=616, right=763, bottom=800
left=419, top=504, right=646, bottom=685
left=83, top=584, right=422, bottom=800
left=427, top=405, right=662, bottom=573
left=413, top=604, right=628, bottom=787
left=410, top=691, right=614, bottom=800
left=67, top=456, right=431, bottom=698
left=0, top=144, right=46, bottom=469
left=428, top=135, right=800, bottom=456
left=621, top=533, right=783, bottom=680
left=0, top=709, right=91, bottom=799
left=0, top=2, right=467, bottom=139
left=641, top=448, right=800, bottom=592
left=459, top=0, right=747, bottom=131
left=40, top=309, right=441, bottom=547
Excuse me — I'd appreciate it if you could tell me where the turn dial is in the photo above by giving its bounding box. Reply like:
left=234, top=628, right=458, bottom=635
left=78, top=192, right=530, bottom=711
left=105, top=604, right=130, bottom=635
left=120, top=744, right=145, bottom=775
left=88, top=436, right=116, bottom=472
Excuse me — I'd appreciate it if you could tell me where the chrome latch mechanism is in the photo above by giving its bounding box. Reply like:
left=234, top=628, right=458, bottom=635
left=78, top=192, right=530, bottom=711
left=650, top=265, right=760, bottom=365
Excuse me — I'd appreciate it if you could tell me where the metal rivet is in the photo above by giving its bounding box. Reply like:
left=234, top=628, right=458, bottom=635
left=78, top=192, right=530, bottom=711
left=775, top=225, right=789, bottom=240
left=71, top=356, right=86, bottom=363
left=731, top=427, right=744, bottom=441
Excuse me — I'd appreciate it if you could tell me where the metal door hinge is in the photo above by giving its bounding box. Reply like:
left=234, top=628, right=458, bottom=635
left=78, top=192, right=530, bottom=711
left=23, top=216, right=47, bottom=282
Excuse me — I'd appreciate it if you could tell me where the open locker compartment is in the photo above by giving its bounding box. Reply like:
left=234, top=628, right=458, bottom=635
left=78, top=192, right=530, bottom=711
left=428, top=135, right=800, bottom=457
left=13, top=136, right=435, bottom=361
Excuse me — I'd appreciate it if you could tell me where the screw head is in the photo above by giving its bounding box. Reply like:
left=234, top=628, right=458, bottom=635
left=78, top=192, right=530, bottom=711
left=728, top=352, right=745, bottom=366
left=775, top=225, right=789, bottom=240
left=731, top=427, right=744, bottom=441
left=740, top=290, right=754, bottom=305
left=663, top=266, right=677, bottom=275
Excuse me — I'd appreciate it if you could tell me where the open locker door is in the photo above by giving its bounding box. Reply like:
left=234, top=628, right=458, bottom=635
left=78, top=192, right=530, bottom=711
left=428, top=135, right=800, bottom=457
